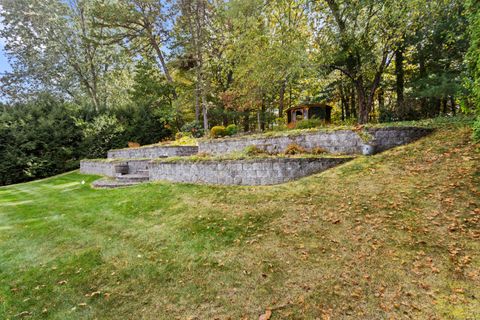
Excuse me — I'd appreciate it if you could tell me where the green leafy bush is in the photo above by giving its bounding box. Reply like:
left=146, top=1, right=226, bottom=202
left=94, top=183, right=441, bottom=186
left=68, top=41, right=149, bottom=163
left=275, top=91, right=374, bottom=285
left=473, top=116, right=480, bottom=142
left=284, top=144, right=308, bottom=155
left=210, top=126, right=227, bottom=138
left=295, top=118, right=323, bottom=129
left=79, top=114, right=125, bottom=158
left=181, top=121, right=204, bottom=138
left=0, top=95, right=85, bottom=185
left=225, top=124, right=238, bottom=136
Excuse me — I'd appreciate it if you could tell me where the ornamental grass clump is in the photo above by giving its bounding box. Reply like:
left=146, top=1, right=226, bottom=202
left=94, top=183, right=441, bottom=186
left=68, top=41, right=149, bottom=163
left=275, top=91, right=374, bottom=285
left=311, top=147, right=327, bottom=155
left=244, top=145, right=265, bottom=156
left=284, top=143, right=308, bottom=155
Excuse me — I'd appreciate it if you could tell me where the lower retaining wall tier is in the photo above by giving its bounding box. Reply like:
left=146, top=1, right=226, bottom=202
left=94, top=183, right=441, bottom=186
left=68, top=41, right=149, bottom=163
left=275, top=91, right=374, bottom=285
left=198, top=127, right=433, bottom=155
left=80, top=160, right=120, bottom=177
left=80, top=159, right=151, bottom=177
left=108, top=145, right=198, bottom=159
left=148, top=157, right=352, bottom=186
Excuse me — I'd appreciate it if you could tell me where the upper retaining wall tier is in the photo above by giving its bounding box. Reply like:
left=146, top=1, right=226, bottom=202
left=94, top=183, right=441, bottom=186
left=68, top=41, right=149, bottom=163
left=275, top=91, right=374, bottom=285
left=107, top=145, right=198, bottom=159
left=149, top=157, right=352, bottom=186
left=198, top=127, right=432, bottom=155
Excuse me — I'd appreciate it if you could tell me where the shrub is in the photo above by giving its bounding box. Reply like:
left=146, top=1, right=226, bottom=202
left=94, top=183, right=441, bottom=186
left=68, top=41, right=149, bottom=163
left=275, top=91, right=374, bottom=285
left=244, top=145, right=265, bottom=156
left=0, top=95, right=85, bottom=185
left=210, top=125, right=227, bottom=138
left=181, top=121, right=204, bottom=138
left=473, top=116, right=480, bottom=142
left=311, top=147, right=327, bottom=154
left=175, top=132, right=184, bottom=140
left=225, top=124, right=238, bottom=136
left=295, top=118, right=323, bottom=129
left=170, top=135, right=197, bottom=146
left=284, top=144, right=308, bottom=155
left=128, top=141, right=140, bottom=148
left=80, top=114, right=125, bottom=158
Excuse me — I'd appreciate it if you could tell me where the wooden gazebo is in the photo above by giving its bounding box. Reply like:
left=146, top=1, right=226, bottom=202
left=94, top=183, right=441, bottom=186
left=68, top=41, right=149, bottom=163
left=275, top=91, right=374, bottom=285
left=286, top=102, right=332, bottom=128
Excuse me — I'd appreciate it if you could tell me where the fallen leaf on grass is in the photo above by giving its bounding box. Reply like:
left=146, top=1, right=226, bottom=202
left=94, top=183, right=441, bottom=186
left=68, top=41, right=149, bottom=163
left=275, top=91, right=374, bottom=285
left=259, top=309, right=272, bottom=320
left=85, top=291, right=101, bottom=298
left=15, top=311, right=31, bottom=317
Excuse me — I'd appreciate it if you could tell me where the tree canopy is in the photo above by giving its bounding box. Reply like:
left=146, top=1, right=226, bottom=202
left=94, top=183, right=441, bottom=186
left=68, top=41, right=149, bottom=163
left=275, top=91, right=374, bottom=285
left=0, top=0, right=478, bottom=184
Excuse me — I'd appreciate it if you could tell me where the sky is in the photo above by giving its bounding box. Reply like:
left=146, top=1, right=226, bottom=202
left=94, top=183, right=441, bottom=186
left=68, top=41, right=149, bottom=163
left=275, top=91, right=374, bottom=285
left=0, top=44, right=10, bottom=74
left=0, top=5, right=10, bottom=75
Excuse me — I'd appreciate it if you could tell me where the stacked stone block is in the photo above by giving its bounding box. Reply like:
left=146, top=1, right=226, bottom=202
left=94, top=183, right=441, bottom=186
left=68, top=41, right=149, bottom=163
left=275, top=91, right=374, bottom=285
left=198, top=127, right=432, bottom=155
left=107, top=146, right=198, bottom=159
left=148, top=157, right=352, bottom=186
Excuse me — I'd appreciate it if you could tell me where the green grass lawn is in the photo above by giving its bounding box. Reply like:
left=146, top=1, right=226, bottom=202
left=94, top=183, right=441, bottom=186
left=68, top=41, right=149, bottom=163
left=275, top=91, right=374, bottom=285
left=1, top=119, right=479, bottom=319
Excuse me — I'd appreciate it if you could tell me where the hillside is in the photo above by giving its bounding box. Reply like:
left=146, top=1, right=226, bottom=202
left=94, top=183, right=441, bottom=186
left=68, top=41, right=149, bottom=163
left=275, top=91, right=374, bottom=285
left=0, top=119, right=479, bottom=319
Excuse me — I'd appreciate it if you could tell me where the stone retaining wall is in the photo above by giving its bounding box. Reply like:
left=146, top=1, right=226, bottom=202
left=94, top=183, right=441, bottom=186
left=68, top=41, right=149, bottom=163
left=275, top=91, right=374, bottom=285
left=148, top=157, right=352, bottom=186
left=125, top=159, right=150, bottom=173
left=80, top=159, right=151, bottom=177
left=198, top=127, right=432, bottom=155
left=108, top=146, right=198, bottom=159
left=80, top=160, right=121, bottom=177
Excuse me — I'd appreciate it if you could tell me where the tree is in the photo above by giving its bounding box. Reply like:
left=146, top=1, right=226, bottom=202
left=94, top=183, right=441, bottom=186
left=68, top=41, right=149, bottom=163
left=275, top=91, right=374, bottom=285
left=465, top=0, right=480, bottom=140
left=0, top=0, right=128, bottom=110
left=92, top=0, right=176, bottom=89
left=174, top=0, right=212, bottom=131
left=313, top=0, right=414, bottom=123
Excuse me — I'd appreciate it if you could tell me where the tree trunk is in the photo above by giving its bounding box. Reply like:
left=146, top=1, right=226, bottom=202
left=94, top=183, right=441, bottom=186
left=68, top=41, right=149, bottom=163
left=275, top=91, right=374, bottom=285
left=378, top=87, right=385, bottom=117
left=435, top=98, right=441, bottom=116
left=442, top=98, right=448, bottom=114
left=346, top=85, right=353, bottom=119
left=201, top=72, right=208, bottom=133
left=340, top=83, right=347, bottom=121
left=355, top=76, right=370, bottom=124
left=261, top=102, right=266, bottom=131
left=450, top=96, right=456, bottom=115
left=356, top=84, right=369, bottom=124
left=243, top=111, right=250, bottom=132
left=395, top=47, right=405, bottom=118
left=257, top=110, right=261, bottom=131
left=195, top=80, right=200, bottom=122
left=279, top=80, right=286, bottom=118
left=419, top=51, right=428, bottom=115
left=149, top=33, right=175, bottom=86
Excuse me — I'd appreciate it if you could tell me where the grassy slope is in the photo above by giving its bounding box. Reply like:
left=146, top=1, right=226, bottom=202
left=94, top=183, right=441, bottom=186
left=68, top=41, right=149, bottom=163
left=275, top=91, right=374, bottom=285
left=0, top=120, right=479, bottom=320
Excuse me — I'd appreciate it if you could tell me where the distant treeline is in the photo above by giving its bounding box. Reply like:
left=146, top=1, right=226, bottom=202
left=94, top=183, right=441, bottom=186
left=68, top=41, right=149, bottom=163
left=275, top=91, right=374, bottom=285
left=0, top=95, right=172, bottom=186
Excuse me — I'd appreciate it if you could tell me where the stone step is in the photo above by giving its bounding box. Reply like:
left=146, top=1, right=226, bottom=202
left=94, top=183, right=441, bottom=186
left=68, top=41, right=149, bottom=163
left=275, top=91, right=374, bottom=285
left=134, top=169, right=150, bottom=176
left=92, top=178, right=143, bottom=189
left=116, top=174, right=149, bottom=183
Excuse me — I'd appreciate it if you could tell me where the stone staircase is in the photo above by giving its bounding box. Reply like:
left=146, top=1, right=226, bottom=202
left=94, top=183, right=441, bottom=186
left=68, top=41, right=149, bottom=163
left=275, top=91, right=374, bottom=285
left=92, top=167, right=150, bottom=188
